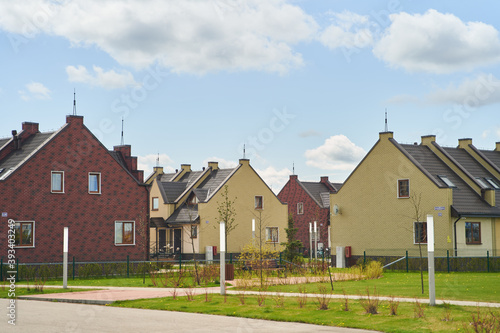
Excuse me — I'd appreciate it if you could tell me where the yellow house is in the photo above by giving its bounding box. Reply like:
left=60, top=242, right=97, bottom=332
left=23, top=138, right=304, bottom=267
left=147, top=159, right=288, bottom=257
left=330, top=132, right=500, bottom=259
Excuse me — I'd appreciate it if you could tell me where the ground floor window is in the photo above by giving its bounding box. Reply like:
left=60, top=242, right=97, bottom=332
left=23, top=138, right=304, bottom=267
left=115, top=221, right=135, bottom=245
left=191, top=225, right=197, bottom=238
left=14, top=221, right=34, bottom=247
left=414, top=222, right=427, bottom=244
left=465, top=222, right=481, bottom=244
left=266, top=227, right=278, bottom=243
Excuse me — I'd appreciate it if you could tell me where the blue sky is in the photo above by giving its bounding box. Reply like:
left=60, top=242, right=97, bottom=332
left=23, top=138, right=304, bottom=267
left=1, top=1, right=500, bottom=192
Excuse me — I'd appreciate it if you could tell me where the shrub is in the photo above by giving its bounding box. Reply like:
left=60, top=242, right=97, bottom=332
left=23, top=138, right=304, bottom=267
left=360, top=287, right=379, bottom=314
left=414, top=300, right=425, bottom=318
left=364, top=261, right=383, bottom=279
left=463, top=308, right=500, bottom=332
left=388, top=296, right=399, bottom=316
left=315, top=285, right=331, bottom=310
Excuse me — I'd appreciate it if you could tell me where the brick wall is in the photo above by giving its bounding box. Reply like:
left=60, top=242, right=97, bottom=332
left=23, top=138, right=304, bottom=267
left=0, top=116, right=148, bottom=263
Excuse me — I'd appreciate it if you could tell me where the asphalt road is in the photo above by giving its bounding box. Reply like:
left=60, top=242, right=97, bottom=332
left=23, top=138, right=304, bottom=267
left=1, top=299, right=380, bottom=333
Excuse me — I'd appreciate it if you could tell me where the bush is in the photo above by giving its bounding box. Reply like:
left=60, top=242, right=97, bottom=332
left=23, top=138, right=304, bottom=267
left=364, top=261, right=384, bottom=279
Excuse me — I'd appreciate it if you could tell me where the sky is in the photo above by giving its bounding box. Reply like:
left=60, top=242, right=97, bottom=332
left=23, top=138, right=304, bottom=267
left=1, top=1, right=500, bottom=192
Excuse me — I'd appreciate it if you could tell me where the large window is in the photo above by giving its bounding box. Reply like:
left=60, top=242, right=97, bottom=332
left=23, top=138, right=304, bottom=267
left=115, top=221, right=135, bottom=245
left=398, top=179, right=409, bottom=198
left=14, top=221, right=34, bottom=247
left=465, top=222, right=481, bottom=244
left=266, top=227, right=278, bottom=243
left=89, top=172, right=101, bottom=194
left=255, top=196, right=263, bottom=209
left=297, top=202, right=304, bottom=215
left=414, top=222, right=427, bottom=244
left=51, top=171, right=64, bottom=193
left=152, top=197, right=159, bottom=210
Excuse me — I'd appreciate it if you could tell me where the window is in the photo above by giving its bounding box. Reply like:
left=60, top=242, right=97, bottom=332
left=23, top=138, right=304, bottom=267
left=465, top=222, right=481, bottom=244
left=414, top=222, right=427, bottom=244
left=115, top=221, right=135, bottom=245
left=485, top=178, right=500, bottom=189
left=14, top=221, right=34, bottom=247
left=297, top=202, right=304, bottom=215
left=89, top=172, right=101, bottom=194
left=475, top=177, right=489, bottom=188
left=152, top=197, right=159, bottom=210
left=255, top=196, right=263, bottom=209
left=438, top=175, right=456, bottom=188
left=191, top=225, right=197, bottom=238
left=0, top=168, right=13, bottom=180
left=265, top=227, right=278, bottom=243
left=398, top=179, right=409, bottom=198
left=51, top=171, right=64, bottom=193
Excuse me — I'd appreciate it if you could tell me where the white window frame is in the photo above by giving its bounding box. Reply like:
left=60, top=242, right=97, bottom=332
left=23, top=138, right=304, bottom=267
left=88, top=172, right=101, bottom=194
left=51, top=171, right=64, bottom=193
left=152, top=197, right=159, bottom=210
left=485, top=178, right=500, bottom=189
left=297, top=202, right=304, bottom=215
left=14, top=220, right=35, bottom=248
left=397, top=179, right=410, bottom=198
left=255, top=195, right=263, bottom=210
left=265, top=226, right=279, bottom=243
left=115, top=221, right=135, bottom=246
left=438, top=175, right=456, bottom=188
left=413, top=221, right=427, bottom=244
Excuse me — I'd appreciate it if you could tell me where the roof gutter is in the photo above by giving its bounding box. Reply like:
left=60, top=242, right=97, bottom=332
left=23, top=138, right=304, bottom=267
left=453, top=215, right=461, bottom=257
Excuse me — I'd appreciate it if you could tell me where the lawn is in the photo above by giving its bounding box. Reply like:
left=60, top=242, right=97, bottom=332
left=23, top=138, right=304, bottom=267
left=245, top=271, right=500, bottom=303
left=112, top=293, right=500, bottom=333
left=43, top=276, right=218, bottom=288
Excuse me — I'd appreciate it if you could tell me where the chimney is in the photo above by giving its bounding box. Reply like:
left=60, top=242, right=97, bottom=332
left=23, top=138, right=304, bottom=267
left=208, top=161, right=218, bottom=170
left=12, top=130, right=19, bottom=150
left=22, top=122, right=39, bottom=135
left=421, top=135, right=436, bottom=146
left=66, top=115, right=84, bottom=125
left=239, top=159, right=249, bottom=166
left=153, top=166, right=164, bottom=175
left=289, top=174, right=298, bottom=180
left=496, top=142, right=500, bottom=152
left=181, top=164, right=191, bottom=172
left=320, top=176, right=329, bottom=183
left=379, top=132, right=393, bottom=140
left=458, top=138, right=472, bottom=149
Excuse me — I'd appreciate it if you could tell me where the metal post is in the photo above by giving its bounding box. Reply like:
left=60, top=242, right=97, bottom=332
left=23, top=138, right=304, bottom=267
left=364, top=251, right=366, bottom=267
left=487, top=251, right=490, bottom=273
left=1, top=258, right=3, bottom=281
left=220, top=221, right=226, bottom=295
left=63, top=227, right=68, bottom=288
left=314, top=221, right=318, bottom=261
left=179, top=253, right=182, bottom=270
left=16, top=259, right=18, bottom=282
left=72, top=256, right=75, bottom=280
left=252, top=219, right=255, bottom=244
left=406, top=250, right=408, bottom=273
left=309, top=223, right=312, bottom=261
left=427, top=214, right=436, bottom=306
left=127, top=255, right=130, bottom=278
left=447, top=250, right=450, bottom=273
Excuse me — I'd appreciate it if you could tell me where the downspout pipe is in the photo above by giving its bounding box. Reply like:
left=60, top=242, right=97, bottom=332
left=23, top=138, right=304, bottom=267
left=453, top=215, right=461, bottom=257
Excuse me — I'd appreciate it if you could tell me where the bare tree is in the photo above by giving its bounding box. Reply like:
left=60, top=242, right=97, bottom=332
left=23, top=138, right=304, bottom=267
left=215, top=186, right=237, bottom=252
left=185, top=202, right=200, bottom=286
left=408, top=191, right=427, bottom=294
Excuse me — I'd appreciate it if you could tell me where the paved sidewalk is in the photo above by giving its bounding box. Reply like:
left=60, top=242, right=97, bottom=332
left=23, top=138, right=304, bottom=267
left=16, top=285, right=500, bottom=308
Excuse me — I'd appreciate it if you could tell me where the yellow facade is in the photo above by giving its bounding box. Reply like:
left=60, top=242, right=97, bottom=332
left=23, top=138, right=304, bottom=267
left=149, top=159, right=288, bottom=255
left=330, top=132, right=454, bottom=257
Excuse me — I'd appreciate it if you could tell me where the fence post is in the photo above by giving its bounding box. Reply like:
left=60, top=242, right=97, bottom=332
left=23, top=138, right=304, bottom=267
left=230, top=253, right=233, bottom=264
left=72, top=256, right=75, bottom=280
left=16, top=258, right=19, bottom=282
left=363, top=251, right=366, bottom=266
left=447, top=250, right=450, bottom=273
left=279, top=252, right=282, bottom=266
left=487, top=251, right=490, bottom=273
left=0, top=258, right=2, bottom=281
left=406, top=250, right=408, bottom=273
left=179, top=253, right=182, bottom=270
left=127, top=255, right=130, bottom=278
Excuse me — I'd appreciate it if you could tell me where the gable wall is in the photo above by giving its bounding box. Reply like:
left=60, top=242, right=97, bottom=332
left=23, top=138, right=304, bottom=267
left=330, top=135, right=453, bottom=257
left=0, top=117, right=148, bottom=263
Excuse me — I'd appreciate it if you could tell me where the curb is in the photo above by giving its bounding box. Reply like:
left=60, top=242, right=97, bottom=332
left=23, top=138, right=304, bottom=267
left=18, top=296, right=112, bottom=305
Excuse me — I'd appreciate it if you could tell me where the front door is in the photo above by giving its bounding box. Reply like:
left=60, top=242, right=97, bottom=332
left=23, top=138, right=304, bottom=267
left=158, top=229, right=166, bottom=253
left=173, top=228, right=182, bottom=254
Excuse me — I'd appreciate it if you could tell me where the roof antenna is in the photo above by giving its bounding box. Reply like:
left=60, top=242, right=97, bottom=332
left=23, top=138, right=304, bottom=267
left=120, top=117, right=124, bottom=145
left=156, top=152, right=160, bottom=167
left=243, top=144, right=246, bottom=159
left=292, top=161, right=295, bottom=175
left=384, top=109, right=388, bottom=132
left=72, top=89, right=77, bottom=116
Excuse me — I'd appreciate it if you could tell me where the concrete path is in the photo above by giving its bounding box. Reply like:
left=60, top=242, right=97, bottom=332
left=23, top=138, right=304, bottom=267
left=16, top=285, right=500, bottom=308
left=0, top=299, right=379, bottom=333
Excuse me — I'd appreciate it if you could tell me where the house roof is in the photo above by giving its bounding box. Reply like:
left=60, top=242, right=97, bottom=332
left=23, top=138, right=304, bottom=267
left=397, top=143, right=500, bottom=217
left=166, top=203, right=199, bottom=224
left=0, top=132, right=55, bottom=177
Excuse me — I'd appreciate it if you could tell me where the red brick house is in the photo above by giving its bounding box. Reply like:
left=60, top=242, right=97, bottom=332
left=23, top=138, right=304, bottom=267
left=277, top=175, right=340, bottom=254
left=0, top=115, right=148, bottom=263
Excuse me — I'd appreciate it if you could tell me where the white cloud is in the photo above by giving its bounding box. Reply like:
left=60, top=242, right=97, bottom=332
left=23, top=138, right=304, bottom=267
left=385, top=94, right=421, bottom=105
left=18, top=81, right=51, bottom=100
left=305, top=135, right=366, bottom=171
left=138, top=153, right=175, bottom=177
left=319, top=11, right=373, bottom=50
left=373, top=9, right=500, bottom=73
left=202, top=157, right=238, bottom=169
left=66, top=65, right=137, bottom=89
left=0, top=0, right=318, bottom=74
left=254, top=166, right=291, bottom=193
left=299, top=129, right=321, bottom=138
left=426, top=74, right=500, bottom=106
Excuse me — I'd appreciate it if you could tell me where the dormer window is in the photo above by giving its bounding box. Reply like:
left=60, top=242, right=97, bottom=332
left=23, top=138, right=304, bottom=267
left=438, top=175, right=456, bottom=188
left=485, top=178, right=500, bottom=189
left=0, top=168, right=14, bottom=180
left=475, top=177, right=489, bottom=188
left=188, top=193, right=199, bottom=205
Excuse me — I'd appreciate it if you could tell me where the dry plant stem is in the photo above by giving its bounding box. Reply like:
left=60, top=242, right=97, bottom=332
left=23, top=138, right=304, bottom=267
left=342, top=289, right=349, bottom=312
left=360, top=287, right=379, bottom=314
left=414, top=299, right=425, bottom=318
left=389, top=296, right=399, bottom=316
left=316, top=285, right=331, bottom=310
left=185, top=288, right=195, bottom=301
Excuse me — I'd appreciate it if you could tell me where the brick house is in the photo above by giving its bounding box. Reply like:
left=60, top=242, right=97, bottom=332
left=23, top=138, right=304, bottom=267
left=277, top=175, right=340, bottom=254
left=0, top=115, right=148, bottom=263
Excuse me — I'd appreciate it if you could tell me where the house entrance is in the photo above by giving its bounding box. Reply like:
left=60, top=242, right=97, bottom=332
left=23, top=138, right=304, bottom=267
left=172, top=228, right=182, bottom=254
left=158, top=229, right=166, bottom=253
